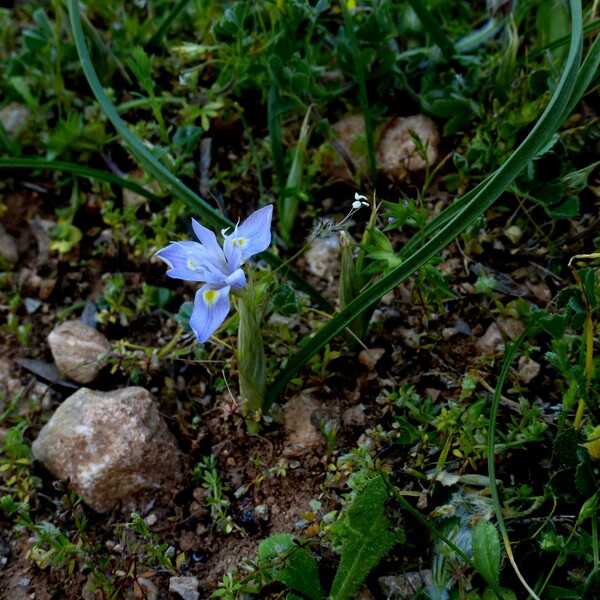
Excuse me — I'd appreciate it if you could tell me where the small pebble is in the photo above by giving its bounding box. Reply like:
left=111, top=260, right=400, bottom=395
left=169, top=575, right=200, bottom=600
left=136, top=578, right=158, bottom=600
left=475, top=322, right=503, bottom=354
left=342, top=404, right=366, bottom=427
left=253, top=504, right=270, bottom=522
left=144, top=513, right=158, bottom=526
left=454, top=319, right=471, bottom=336
left=358, top=347, right=385, bottom=370
left=0, top=224, right=18, bottom=264
left=179, top=531, right=200, bottom=552
left=442, top=327, right=458, bottom=341
left=305, top=236, right=340, bottom=281
left=24, top=298, right=42, bottom=314
left=518, top=356, right=541, bottom=383
left=192, top=488, right=205, bottom=503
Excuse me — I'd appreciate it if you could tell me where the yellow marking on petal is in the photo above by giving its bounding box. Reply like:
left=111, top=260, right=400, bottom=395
left=187, top=258, right=196, bottom=270
left=203, top=289, right=219, bottom=307
left=232, top=237, right=248, bottom=248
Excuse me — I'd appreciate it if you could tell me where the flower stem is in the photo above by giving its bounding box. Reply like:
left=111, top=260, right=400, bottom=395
left=236, top=277, right=267, bottom=415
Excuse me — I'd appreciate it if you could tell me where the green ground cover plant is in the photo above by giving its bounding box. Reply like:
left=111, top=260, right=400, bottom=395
left=1, top=0, right=599, bottom=598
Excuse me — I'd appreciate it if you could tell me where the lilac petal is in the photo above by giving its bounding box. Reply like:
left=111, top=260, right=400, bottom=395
left=189, top=284, right=231, bottom=343
left=200, top=259, right=235, bottom=286
left=191, top=218, right=225, bottom=260
left=225, top=267, right=246, bottom=289
left=155, top=242, right=210, bottom=282
left=226, top=242, right=243, bottom=273
left=223, top=205, right=272, bottom=262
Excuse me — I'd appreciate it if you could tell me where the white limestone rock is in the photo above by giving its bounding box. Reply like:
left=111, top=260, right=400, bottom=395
left=32, top=387, right=186, bottom=513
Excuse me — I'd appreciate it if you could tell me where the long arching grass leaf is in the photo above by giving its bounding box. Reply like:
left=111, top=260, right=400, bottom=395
left=266, top=0, right=585, bottom=409
left=67, top=0, right=333, bottom=313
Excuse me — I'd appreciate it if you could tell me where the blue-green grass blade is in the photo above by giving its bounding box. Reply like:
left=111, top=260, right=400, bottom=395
left=486, top=324, right=542, bottom=598
left=561, top=28, right=600, bottom=122
left=0, top=157, right=165, bottom=205
left=521, top=18, right=600, bottom=64
left=278, top=108, right=312, bottom=245
left=403, top=23, right=597, bottom=261
left=266, top=0, right=584, bottom=408
left=67, top=0, right=333, bottom=313
left=68, top=0, right=227, bottom=230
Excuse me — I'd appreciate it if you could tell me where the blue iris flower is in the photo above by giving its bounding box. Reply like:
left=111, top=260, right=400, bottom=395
left=156, top=205, right=273, bottom=342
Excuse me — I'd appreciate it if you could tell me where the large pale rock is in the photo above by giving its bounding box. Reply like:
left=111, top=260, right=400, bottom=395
left=328, top=114, right=439, bottom=181
left=330, top=114, right=369, bottom=177
left=48, top=320, right=111, bottom=383
left=376, top=115, right=439, bottom=180
left=32, top=387, right=186, bottom=513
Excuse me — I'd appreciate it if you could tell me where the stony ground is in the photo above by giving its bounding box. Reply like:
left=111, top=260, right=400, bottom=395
left=2, top=175, right=590, bottom=598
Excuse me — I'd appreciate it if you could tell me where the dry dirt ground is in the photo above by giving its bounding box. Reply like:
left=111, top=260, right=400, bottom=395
left=0, top=179, right=595, bottom=598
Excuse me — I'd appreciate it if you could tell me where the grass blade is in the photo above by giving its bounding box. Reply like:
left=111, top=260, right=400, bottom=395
left=339, top=0, right=377, bottom=185
left=68, top=0, right=227, bottom=229
left=147, top=0, right=193, bottom=49
left=67, top=0, right=333, bottom=313
left=278, top=107, right=312, bottom=244
left=0, top=157, right=164, bottom=204
left=266, top=0, right=584, bottom=408
left=486, top=325, right=542, bottom=599
left=561, top=28, right=600, bottom=122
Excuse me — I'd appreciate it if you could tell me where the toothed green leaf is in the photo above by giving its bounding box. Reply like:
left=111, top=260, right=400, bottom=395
left=330, top=476, right=401, bottom=600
